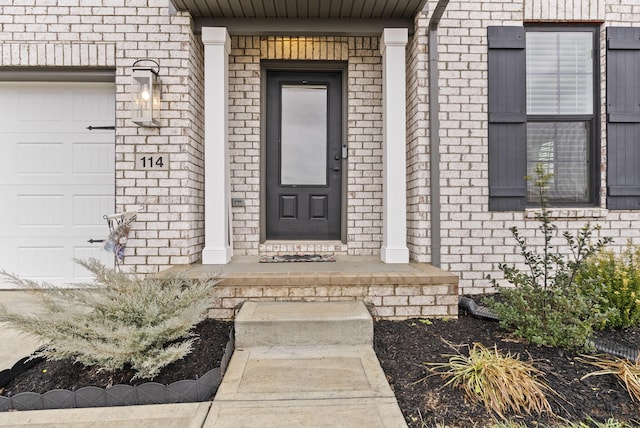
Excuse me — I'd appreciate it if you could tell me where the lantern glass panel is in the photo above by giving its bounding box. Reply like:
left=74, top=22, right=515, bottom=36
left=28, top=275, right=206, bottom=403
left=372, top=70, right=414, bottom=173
left=131, top=68, right=160, bottom=126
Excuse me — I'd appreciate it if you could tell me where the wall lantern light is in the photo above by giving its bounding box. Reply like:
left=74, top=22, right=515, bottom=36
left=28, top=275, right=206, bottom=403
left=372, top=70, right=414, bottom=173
left=131, top=59, right=161, bottom=127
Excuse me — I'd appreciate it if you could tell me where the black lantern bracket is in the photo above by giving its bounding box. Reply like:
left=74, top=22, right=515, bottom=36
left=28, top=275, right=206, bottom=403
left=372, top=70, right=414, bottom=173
left=132, top=58, right=160, bottom=75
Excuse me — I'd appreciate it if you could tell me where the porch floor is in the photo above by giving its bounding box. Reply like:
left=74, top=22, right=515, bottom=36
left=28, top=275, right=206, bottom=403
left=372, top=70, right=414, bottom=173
left=164, top=256, right=459, bottom=321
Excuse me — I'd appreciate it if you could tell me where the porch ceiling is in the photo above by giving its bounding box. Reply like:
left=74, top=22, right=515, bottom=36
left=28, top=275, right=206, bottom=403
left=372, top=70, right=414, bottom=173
left=171, top=0, right=427, bottom=19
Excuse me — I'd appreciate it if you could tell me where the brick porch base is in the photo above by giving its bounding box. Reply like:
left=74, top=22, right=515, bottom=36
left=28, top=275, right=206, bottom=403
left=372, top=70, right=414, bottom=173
left=164, top=257, right=459, bottom=321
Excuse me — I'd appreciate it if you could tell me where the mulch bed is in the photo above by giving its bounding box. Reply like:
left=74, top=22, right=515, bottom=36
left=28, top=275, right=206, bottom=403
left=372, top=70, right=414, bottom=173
left=3, top=311, right=640, bottom=427
left=375, top=310, right=640, bottom=427
left=1, top=319, right=233, bottom=394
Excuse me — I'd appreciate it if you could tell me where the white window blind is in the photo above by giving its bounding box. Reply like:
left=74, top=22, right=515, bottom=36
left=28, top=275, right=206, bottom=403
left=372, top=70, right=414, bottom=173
left=526, top=32, right=593, bottom=115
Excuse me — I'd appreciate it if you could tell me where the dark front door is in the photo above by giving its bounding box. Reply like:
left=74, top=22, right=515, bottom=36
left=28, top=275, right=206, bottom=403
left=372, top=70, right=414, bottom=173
left=266, top=70, right=342, bottom=240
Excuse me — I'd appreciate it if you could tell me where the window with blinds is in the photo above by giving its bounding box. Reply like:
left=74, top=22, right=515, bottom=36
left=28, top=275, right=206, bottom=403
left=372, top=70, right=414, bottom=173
left=525, top=29, right=597, bottom=204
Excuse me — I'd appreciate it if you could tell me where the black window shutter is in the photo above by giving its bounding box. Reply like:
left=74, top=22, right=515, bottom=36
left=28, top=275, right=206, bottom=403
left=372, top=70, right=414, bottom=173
left=607, top=27, right=640, bottom=210
left=487, top=26, right=527, bottom=211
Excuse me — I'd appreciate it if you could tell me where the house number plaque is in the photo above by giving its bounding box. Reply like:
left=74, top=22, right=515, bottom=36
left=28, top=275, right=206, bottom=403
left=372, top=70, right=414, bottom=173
left=136, top=153, right=169, bottom=171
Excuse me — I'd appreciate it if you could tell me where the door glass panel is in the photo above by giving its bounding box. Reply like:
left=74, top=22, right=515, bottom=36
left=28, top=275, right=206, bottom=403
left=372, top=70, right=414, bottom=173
left=281, top=84, right=327, bottom=185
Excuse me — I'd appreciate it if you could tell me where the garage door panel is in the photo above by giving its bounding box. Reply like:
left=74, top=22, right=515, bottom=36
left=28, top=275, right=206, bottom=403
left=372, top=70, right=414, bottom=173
left=73, top=142, right=115, bottom=175
left=73, top=246, right=115, bottom=281
left=18, top=246, right=66, bottom=280
left=2, top=84, right=114, bottom=130
left=16, top=86, right=112, bottom=127
left=17, top=194, right=106, bottom=231
left=73, top=194, right=114, bottom=228
left=72, top=90, right=117, bottom=125
left=2, top=184, right=112, bottom=227
left=16, top=244, right=110, bottom=283
left=2, top=190, right=113, bottom=234
left=0, top=92, right=17, bottom=124
left=17, top=194, right=65, bottom=227
left=1, top=239, right=109, bottom=284
left=0, top=136, right=64, bottom=179
left=17, top=141, right=65, bottom=175
left=0, top=82, right=115, bottom=287
left=2, top=137, right=112, bottom=184
left=3, top=174, right=113, bottom=187
left=18, top=89, right=65, bottom=124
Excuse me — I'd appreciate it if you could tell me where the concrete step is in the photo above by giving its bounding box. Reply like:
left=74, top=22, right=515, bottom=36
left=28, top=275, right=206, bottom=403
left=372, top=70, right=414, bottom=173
left=214, top=346, right=395, bottom=402
left=212, top=300, right=408, bottom=427
left=234, top=301, right=373, bottom=348
left=212, top=346, right=406, bottom=427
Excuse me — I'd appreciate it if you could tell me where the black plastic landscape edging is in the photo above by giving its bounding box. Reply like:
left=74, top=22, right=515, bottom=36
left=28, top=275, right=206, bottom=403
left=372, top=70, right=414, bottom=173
left=0, top=330, right=234, bottom=412
left=459, top=296, right=640, bottom=361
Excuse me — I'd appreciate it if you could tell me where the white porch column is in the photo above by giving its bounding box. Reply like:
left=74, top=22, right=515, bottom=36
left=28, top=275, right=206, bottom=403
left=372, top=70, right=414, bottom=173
left=202, top=27, right=232, bottom=264
left=380, top=28, right=409, bottom=264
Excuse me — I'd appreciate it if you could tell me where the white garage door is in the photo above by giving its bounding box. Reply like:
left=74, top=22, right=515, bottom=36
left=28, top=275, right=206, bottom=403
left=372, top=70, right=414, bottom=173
left=0, top=82, right=115, bottom=287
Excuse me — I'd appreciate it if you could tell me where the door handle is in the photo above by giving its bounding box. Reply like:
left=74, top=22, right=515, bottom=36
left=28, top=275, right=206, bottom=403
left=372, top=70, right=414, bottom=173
left=333, top=166, right=340, bottom=171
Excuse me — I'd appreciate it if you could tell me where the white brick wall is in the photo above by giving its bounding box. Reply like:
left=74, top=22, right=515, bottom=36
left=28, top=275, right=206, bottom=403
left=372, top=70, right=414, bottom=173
left=228, top=36, right=261, bottom=255
left=433, top=0, right=640, bottom=295
left=406, top=15, right=431, bottom=263
left=524, top=0, right=606, bottom=20
left=227, top=36, right=384, bottom=257
left=346, top=37, right=384, bottom=255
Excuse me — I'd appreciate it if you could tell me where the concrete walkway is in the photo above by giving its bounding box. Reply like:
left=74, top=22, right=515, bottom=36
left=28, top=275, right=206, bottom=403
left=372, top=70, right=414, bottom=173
left=0, top=297, right=407, bottom=427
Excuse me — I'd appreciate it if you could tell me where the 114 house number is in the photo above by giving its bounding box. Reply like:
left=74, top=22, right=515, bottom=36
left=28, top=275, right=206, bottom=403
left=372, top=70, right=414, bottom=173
left=136, top=153, right=169, bottom=171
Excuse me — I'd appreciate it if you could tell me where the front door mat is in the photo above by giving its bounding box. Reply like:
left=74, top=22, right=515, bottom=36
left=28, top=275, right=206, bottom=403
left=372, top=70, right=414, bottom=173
left=260, top=254, right=336, bottom=263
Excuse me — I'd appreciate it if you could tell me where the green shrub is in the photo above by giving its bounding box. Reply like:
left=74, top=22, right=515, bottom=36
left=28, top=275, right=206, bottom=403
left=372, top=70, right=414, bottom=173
left=488, top=286, right=599, bottom=349
left=0, top=258, right=218, bottom=380
left=487, top=165, right=611, bottom=350
left=577, top=245, right=640, bottom=329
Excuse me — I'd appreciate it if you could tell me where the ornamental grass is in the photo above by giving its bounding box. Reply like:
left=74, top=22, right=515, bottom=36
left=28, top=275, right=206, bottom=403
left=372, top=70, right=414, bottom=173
left=580, top=355, right=640, bottom=402
left=427, top=342, right=555, bottom=419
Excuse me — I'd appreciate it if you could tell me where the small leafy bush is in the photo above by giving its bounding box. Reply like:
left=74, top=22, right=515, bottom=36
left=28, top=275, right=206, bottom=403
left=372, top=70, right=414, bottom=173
left=0, top=258, right=218, bottom=380
left=427, top=342, right=554, bottom=419
left=488, top=286, right=599, bottom=349
left=487, top=165, right=611, bottom=350
left=577, top=245, right=640, bottom=329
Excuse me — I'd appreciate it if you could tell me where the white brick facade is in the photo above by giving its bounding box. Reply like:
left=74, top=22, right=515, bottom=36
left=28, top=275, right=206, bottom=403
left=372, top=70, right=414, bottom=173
left=2, top=0, right=640, bottom=296
left=428, top=0, right=640, bottom=294
left=406, top=16, right=431, bottom=263
left=227, top=36, right=385, bottom=257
